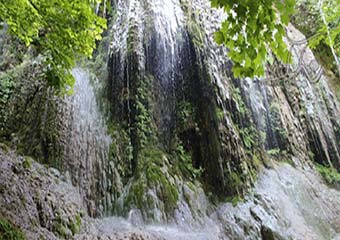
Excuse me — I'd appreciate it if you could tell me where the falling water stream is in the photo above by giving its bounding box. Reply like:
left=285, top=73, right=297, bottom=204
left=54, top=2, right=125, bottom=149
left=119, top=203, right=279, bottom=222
left=148, top=0, right=185, bottom=146
left=63, top=68, right=112, bottom=215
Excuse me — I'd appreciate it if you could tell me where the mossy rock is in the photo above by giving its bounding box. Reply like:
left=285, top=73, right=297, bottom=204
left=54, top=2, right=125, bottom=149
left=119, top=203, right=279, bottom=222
left=315, top=163, right=340, bottom=187
left=54, top=222, right=69, bottom=239
left=125, top=168, right=179, bottom=217
left=23, top=156, right=33, bottom=169
left=0, top=218, right=25, bottom=240
left=53, top=212, right=81, bottom=239
left=0, top=142, right=10, bottom=153
left=226, top=195, right=244, bottom=207
left=124, top=147, right=179, bottom=220
left=68, top=214, right=81, bottom=235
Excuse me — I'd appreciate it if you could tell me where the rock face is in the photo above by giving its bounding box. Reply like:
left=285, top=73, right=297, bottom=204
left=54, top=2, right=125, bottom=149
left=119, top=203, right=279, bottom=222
left=216, top=162, right=340, bottom=240
left=0, top=149, right=86, bottom=240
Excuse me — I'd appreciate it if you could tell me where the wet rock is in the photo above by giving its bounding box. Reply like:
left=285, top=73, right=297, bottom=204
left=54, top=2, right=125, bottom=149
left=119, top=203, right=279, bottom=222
left=260, top=225, right=285, bottom=240
left=61, top=170, right=73, bottom=184
left=1, top=148, right=340, bottom=240
left=0, top=149, right=86, bottom=239
left=49, top=167, right=61, bottom=178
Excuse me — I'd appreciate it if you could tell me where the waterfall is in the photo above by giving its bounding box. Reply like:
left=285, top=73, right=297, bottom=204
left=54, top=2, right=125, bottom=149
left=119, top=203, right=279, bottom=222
left=61, top=68, right=112, bottom=216
left=106, top=0, right=340, bottom=218
left=148, top=0, right=186, bottom=146
left=1, top=0, right=340, bottom=239
left=109, top=0, right=187, bottom=150
left=242, top=77, right=280, bottom=150
left=57, top=0, right=340, bottom=222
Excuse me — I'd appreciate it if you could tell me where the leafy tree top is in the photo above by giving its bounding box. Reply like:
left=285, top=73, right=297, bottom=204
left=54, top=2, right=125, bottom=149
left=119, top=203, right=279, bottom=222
left=0, top=0, right=106, bottom=93
left=211, top=0, right=295, bottom=78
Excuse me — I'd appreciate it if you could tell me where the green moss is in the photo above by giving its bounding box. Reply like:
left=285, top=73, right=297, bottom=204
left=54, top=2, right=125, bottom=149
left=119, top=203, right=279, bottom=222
left=215, top=106, right=224, bottom=121
left=0, top=63, right=18, bottom=104
left=239, top=127, right=256, bottom=150
left=107, top=122, right=133, bottom=181
left=188, top=20, right=205, bottom=48
left=252, top=153, right=262, bottom=167
left=230, top=86, right=259, bottom=151
left=106, top=0, right=113, bottom=16
left=138, top=147, right=164, bottom=169
left=55, top=222, right=68, bottom=239
left=226, top=195, right=243, bottom=207
left=75, top=214, right=81, bottom=228
left=0, top=57, right=63, bottom=168
left=181, top=0, right=205, bottom=48
left=248, top=152, right=262, bottom=181
left=23, top=156, right=33, bottom=169
left=186, top=181, right=196, bottom=191
left=266, top=149, right=292, bottom=165
left=124, top=147, right=179, bottom=217
left=68, top=213, right=81, bottom=235
left=125, top=179, right=147, bottom=211
left=229, top=172, right=242, bottom=189
left=267, top=148, right=281, bottom=157
left=53, top=213, right=78, bottom=239
left=231, top=87, right=248, bottom=117
left=222, top=165, right=249, bottom=199
left=68, top=221, right=78, bottom=235
left=174, top=141, right=203, bottom=180
left=135, top=75, right=156, bottom=148
left=127, top=25, right=139, bottom=53
left=269, top=102, right=288, bottom=143
left=0, top=218, right=25, bottom=240
left=315, top=163, right=340, bottom=186
left=176, top=101, right=196, bottom=131
left=142, top=149, right=179, bottom=212
left=0, top=64, right=21, bottom=130
left=0, top=142, right=9, bottom=153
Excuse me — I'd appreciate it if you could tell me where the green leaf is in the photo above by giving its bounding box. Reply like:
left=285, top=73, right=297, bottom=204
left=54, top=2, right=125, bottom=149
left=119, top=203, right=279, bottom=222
left=214, top=31, right=225, bottom=44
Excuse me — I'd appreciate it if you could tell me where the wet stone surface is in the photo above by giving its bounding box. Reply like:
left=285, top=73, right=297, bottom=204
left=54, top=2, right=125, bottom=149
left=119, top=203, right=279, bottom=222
left=1, top=149, right=340, bottom=239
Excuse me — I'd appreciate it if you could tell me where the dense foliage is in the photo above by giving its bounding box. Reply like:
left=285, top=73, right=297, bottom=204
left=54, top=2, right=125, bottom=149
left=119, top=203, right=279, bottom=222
left=2, top=0, right=337, bottom=83
left=293, top=0, right=340, bottom=75
left=0, top=0, right=106, bottom=92
left=315, top=163, right=340, bottom=185
left=309, top=0, right=339, bottom=53
left=212, top=0, right=340, bottom=78
left=211, top=0, right=295, bottom=78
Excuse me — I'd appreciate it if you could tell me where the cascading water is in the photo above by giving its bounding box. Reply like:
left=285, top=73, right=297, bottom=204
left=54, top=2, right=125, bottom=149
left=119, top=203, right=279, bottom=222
left=242, top=77, right=280, bottom=150
left=61, top=68, right=112, bottom=216
left=109, top=0, right=187, bottom=149
left=148, top=0, right=185, bottom=147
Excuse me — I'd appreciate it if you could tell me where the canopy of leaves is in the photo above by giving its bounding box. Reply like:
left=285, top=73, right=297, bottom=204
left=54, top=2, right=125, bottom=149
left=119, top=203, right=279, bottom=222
left=0, top=0, right=106, bottom=93
left=211, top=0, right=295, bottom=78
left=292, top=0, right=340, bottom=76
left=307, top=0, right=340, bottom=54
